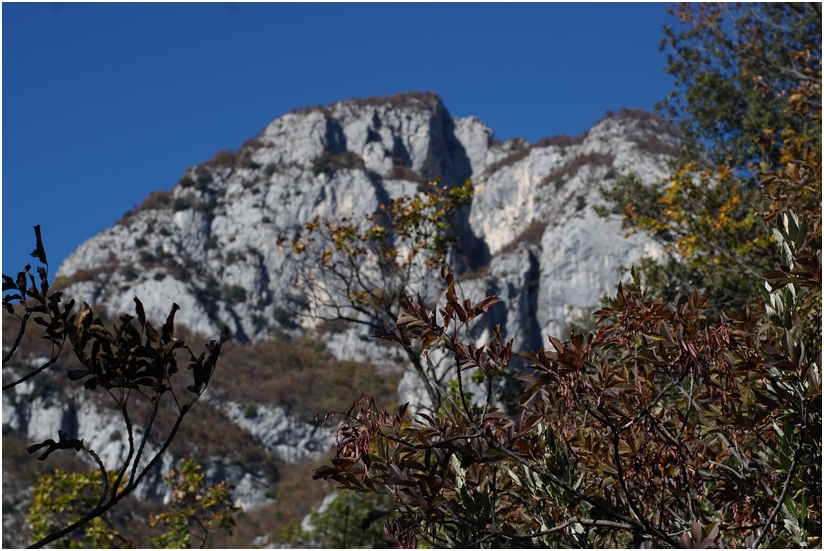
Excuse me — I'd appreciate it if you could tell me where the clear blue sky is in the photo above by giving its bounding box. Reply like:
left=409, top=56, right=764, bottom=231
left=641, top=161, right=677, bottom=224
left=3, top=2, right=677, bottom=275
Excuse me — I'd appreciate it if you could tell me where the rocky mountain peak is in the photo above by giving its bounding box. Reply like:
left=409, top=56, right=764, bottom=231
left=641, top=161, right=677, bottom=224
left=250, top=91, right=475, bottom=187
left=54, top=94, right=676, bottom=349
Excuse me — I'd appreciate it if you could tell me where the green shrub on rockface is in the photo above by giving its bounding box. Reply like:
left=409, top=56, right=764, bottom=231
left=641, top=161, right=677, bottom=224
left=280, top=491, right=393, bottom=548
left=149, top=459, right=237, bottom=549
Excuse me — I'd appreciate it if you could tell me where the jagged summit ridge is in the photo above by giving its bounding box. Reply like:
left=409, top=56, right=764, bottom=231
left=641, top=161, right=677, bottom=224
left=55, top=94, right=679, bottom=347
left=250, top=91, right=474, bottom=185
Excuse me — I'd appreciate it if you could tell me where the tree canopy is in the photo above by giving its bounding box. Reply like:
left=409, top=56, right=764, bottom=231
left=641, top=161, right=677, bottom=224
left=598, top=2, right=821, bottom=318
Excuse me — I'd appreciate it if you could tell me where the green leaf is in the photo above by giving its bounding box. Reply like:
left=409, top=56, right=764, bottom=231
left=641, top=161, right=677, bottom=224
left=785, top=493, right=799, bottom=518
left=794, top=218, right=808, bottom=249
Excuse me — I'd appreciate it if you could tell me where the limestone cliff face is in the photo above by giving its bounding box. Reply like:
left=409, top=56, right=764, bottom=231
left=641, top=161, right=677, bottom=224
left=55, top=93, right=486, bottom=343
left=55, top=97, right=677, bottom=352
left=7, top=95, right=679, bottom=526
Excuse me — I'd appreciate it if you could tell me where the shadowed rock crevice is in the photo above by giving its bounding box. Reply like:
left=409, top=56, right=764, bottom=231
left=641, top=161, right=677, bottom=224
left=520, top=248, right=543, bottom=355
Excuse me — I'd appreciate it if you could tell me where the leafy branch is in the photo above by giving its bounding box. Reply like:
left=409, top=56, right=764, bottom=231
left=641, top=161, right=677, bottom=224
left=2, top=227, right=229, bottom=548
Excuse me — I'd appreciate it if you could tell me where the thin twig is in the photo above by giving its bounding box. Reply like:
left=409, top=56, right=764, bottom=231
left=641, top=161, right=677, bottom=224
left=2, top=353, right=61, bottom=391
left=2, top=309, right=32, bottom=365
left=110, top=404, right=135, bottom=500
left=84, top=446, right=108, bottom=509
left=130, top=398, right=159, bottom=485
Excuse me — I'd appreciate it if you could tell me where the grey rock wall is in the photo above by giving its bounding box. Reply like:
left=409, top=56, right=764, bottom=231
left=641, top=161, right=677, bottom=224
left=54, top=97, right=676, bottom=357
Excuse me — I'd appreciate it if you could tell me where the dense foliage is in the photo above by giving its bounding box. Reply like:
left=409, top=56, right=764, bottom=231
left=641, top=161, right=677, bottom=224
left=28, top=469, right=131, bottom=548
left=315, top=198, right=820, bottom=547
left=658, top=3, right=821, bottom=168
left=312, top=3, right=821, bottom=548
left=599, top=3, right=821, bottom=317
